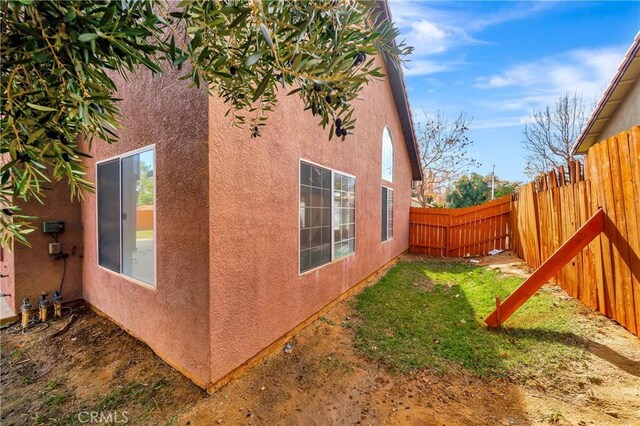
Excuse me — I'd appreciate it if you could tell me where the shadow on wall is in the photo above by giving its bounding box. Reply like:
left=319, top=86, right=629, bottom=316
left=11, top=180, right=84, bottom=312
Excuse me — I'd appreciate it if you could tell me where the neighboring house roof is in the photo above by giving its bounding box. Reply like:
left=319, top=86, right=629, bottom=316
left=572, top=32, right=640, bottom=155
left=377, top=1, right=423, bottom=181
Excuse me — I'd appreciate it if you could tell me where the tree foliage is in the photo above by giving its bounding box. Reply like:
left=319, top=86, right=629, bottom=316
left=446, top=173, right=520, bottom=208
left=493, top=178, right=520, bottom=198
left=447, top=173, right=489, bottom=208
left=413, top=109, right=479, bottom=207
left=522, top=92, right=588, bottom=179
left=1, top=0, right=411, bottom=248
left=137, top=161, right=153, bottom=206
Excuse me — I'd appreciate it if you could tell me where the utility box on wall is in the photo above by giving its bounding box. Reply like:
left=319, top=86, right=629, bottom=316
left=42, top=221, right=65, bottom=234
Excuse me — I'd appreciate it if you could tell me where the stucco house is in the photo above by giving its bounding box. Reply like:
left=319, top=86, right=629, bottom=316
left=573, top=32, right=640, bottom=154
left=0, top=3, right=422, bottom=390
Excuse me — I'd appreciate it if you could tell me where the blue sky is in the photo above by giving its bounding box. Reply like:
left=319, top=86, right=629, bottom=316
left=388, top=1, right=640, bottom=182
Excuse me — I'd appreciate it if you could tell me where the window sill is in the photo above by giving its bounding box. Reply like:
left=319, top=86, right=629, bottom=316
left=299, top=251, right=356, bottom=276
left=97, top=265, right=156, bottom=290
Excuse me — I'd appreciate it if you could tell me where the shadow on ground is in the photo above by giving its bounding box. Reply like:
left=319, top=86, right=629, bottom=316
left=503, top=328, right=640, bottom=377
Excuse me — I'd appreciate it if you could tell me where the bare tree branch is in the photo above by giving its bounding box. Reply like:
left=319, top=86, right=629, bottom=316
left=522, top=92, right=587, bottom=179
left=414, top=110, right=480, bottom=207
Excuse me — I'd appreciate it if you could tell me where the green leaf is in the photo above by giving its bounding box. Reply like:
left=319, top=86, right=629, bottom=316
left=63, top=9, right=76, bottom=22
left=78, top=33, right=99, bottom=42
left=26, top=103, right=58, bottom=112
left=260, top=24, right=274, bottom=50
left=0, top=0, right=411, bottom=248
left=252, top=71, right=272, bottom=102
left=246, top=53, right=262, bottom=67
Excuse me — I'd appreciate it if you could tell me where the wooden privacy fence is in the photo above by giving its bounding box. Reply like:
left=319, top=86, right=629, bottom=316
left=408, top=126, right=639, bottom=337
left=511, top=126, right=640, bottom=336
left=409, top=195, right=511, bottom=257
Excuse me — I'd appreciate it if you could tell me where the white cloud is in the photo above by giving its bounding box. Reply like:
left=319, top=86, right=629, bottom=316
left=470, top=116, right=526, bottom=130
left=464, top=45, right=626, bottom=133
left=466, top=2, right=557, bottom=31
left=403, top=59, right=450, bottom=77
left=572, top=48, right=624, bottom=80
left=474, top=64, right=537, bottom=88
left=473, top=46, right=624, bottom=111
left=388, top=1, right=556, bottom=76
left=410, top=20, right=448, bottom=55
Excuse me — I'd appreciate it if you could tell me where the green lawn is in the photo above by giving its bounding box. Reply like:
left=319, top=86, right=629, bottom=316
left=354, top=260, right=589, bottom=379
left=136, top=229, right=153, bottom=240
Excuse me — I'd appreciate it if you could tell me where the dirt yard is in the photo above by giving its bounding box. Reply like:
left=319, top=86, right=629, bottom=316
left=2, top=252, right=639, bottom=425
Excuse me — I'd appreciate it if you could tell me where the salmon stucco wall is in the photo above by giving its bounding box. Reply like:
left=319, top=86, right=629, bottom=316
left=208, top=57, right=414, bottom=383
left=5, top=181, right=83, bottom=314
left=1, top=238, right=15, bottom=314
left=80, top=68, right=212, bottom=387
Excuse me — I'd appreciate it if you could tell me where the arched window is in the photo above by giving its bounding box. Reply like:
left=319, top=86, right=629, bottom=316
left=381, top=127, right=393, bottom=182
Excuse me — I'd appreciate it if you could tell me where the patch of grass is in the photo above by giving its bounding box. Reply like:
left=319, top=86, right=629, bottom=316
left=318, top=316, right=336, bottom=326
left=136, top=229, right=153, bottom=240
left=32, top=413, right=47, bottom=425
left=544, top=409, right=564, bottom=424
left=50, top=414, right=77, bottom=426
left=22, top=373, right=36, bottom=385
left=320, top=355, right=354, bottom=374
left=43, top=392, right=67, bottom=408
left=93, top=377, right=169, bottom=414
left=354, top=260, right=588, bottom=379
left=11, top=349, right=22, bottom=361
left=7, top=348, right=23, bottom=368
left=47, top=379, right=61, bottom=390
left=586, top=375, right=603, bottom=385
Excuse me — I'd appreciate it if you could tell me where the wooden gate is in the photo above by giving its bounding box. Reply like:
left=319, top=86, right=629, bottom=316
left=409, top=195, right=511, bottom=257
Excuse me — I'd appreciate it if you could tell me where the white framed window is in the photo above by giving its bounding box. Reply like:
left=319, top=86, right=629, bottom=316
left=97, top=146, right=155, bottom=286
left=300, top=160, right=356, bottom=274
left=381, top=186, right=394, bottom=242
left=333, top=172, right=356, bottom=260
left=382, top=126, right=393, bottom=182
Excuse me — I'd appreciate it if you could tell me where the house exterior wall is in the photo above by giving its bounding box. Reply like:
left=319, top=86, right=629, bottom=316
left=79, top=69, right=212, bottom=387
left=207, top=58, right=414, bottom=383
left=5, top=57, right=415, bottom=388
left=1, top=237, right=16, bottom=315
left=598, top=78, right=640, bottom=141
left=1, top=182, right=83, bottom=316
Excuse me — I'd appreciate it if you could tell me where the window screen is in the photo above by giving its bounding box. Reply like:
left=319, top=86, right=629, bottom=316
left=333, top=173, right=355, bottom=259
left=300, top=162, right=332, bottom=273
left=97, top=147, right=155, bottom=285
left=381, top=187, right=394, bottom=242
left=387, top=188, right=394, bottom=240
left=97, top=159, right=121, bottom=273
left=121, top=150, right=155, bottom=284
left=300, top=161, right=356, bottom=273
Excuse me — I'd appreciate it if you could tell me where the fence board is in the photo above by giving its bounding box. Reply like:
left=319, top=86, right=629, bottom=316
left=628, top=127, right=640, bottom=331
left=408, top=127, right=639, bottom=336
left=610, top=134, right=636, bottom=333
left=510, top=126, right=640, bottom=336
left=409, top=195, right=511, bottom=257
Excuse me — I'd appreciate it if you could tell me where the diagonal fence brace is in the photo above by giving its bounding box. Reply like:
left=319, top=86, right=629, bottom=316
left=485, top=208, right=604, bottom=328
